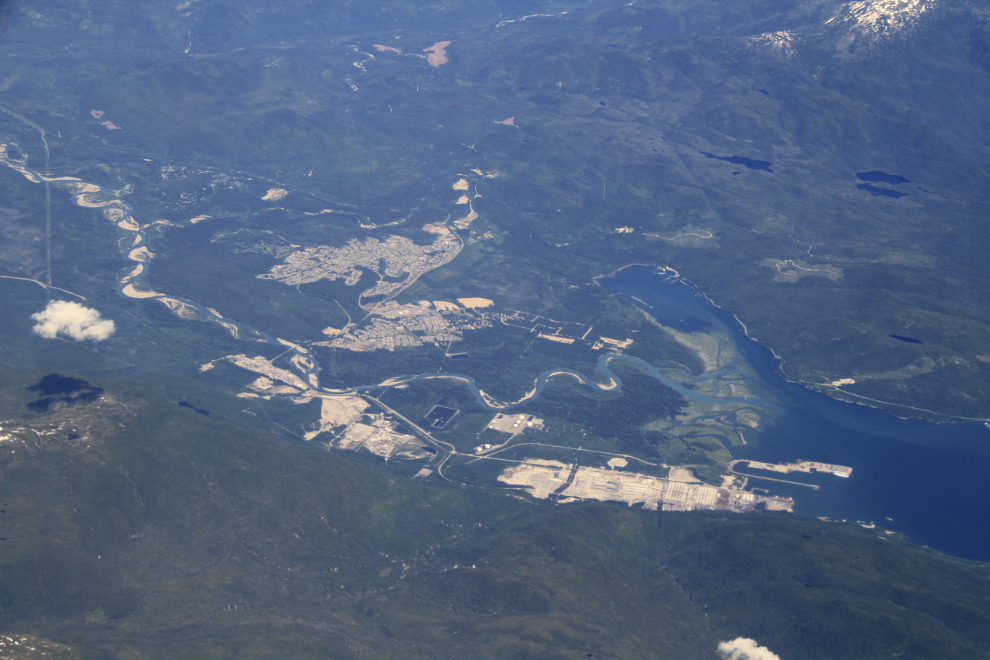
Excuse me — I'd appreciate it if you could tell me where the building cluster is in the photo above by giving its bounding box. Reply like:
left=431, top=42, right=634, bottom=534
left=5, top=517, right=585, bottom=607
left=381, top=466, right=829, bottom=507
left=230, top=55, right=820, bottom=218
left=740, top=460, right=853, bottom=478
left=474, top=413, right=546, bottom=453
left=337, top=413, right=431, bottom=460
left=485, top=413, right=545, bottom=435
left=224, top=354, right=309, bottom=390
left=499, top=460, right=793, bottom=513
left=318, top=300, right=491, bottom=352
left=500, top=309, right=591, bottom=340
left=500, top=310, right=634, bottom=353
left=258, top=234, right=460, bottom=302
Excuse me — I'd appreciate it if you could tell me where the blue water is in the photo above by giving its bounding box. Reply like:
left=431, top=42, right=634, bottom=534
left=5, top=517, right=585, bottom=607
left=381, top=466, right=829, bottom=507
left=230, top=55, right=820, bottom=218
left=600, top=266, right=990, bottom=561
left=856, top=183, right=908, bottom=198
left=699, top=151, right=773, bottom=172
left=856, top=171, right=910, bottom=185
left=28, top=142, right=987, bottom=560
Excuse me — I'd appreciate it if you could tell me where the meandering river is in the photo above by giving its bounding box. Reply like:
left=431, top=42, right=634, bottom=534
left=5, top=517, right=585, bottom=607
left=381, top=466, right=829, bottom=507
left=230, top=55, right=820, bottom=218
left=5, top=141, right=989, bottom=560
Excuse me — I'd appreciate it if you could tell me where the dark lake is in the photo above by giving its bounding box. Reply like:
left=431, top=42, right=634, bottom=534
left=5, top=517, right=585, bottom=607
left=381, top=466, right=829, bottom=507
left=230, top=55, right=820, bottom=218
left=856, top=170, right=910, bottom=185
left=699, top=151, right=773, bottom=172
left=857, top=183, right=908, bottom=198
left=601, top=266, right=990, bottom=561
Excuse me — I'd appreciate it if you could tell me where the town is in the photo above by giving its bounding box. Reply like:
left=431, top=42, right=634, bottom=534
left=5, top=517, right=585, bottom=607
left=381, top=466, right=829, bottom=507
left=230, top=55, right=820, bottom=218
left=258, top=234, right=461, bottom=304
left=316, top=299, right=492, bottom=352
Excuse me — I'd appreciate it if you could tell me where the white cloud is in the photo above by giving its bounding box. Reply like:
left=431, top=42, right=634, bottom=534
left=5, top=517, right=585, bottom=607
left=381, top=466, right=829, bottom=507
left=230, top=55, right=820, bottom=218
left=32, top=300, right=116, bottom=341
left=717, top=638, right=782, bottom=660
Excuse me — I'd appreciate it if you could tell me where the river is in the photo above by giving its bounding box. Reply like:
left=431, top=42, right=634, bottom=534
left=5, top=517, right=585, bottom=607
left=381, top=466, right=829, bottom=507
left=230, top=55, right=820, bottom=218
left=6, top=139, right=989, bottom=560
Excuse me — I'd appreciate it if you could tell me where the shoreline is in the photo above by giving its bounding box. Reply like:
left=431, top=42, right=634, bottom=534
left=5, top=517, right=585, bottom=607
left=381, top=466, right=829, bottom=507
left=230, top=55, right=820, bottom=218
left=596, top=262, right=984, bottom=425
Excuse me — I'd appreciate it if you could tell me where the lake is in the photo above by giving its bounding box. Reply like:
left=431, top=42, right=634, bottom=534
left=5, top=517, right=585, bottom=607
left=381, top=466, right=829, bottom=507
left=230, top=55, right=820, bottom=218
left=600, top=266, right=990, bottom=561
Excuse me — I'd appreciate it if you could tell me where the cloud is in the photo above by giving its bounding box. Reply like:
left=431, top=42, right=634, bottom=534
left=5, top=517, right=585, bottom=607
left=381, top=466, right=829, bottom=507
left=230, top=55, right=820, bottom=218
left=717, top=638, right=782, bottom=660
left=32, top=300, right=116, bottom=341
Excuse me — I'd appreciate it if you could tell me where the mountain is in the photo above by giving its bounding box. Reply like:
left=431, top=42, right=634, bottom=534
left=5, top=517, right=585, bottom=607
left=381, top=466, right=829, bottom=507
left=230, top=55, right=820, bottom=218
left=2, top=0, right=988, bottom=418
left=3, top=1, right=990, bottom=657
left=2, top=371, right=990, bottom=659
